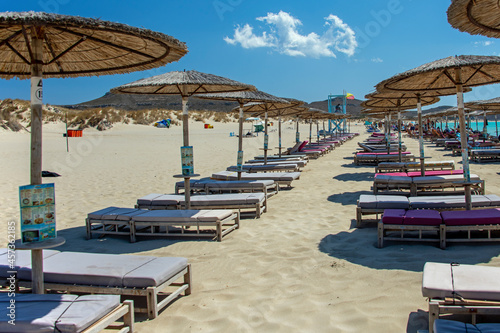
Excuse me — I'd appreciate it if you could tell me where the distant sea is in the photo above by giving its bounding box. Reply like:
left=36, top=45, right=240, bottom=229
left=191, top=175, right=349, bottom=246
left=436, top=120, right=500, bottom=137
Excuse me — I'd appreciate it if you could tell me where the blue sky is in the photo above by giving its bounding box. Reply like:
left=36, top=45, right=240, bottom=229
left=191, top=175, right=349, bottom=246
left=1, top=0, right=500, bottom=108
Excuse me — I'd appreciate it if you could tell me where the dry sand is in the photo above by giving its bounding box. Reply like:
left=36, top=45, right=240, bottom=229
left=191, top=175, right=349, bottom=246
left=1, top=120, right=500, bottom=332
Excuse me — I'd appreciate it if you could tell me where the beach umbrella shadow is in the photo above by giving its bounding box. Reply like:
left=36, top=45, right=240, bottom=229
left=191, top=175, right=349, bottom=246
left=406, top=310, right=429, bottom=333
left=318, top=229, right=500, bottom=272
left=327, top=190, right=372, bottom=206
left=333, top=172, right=374, bottom=182
left=340, top=163, right=372, bottom=169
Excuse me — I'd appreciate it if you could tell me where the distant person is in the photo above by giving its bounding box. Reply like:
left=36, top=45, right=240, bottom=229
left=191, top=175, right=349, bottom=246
left=335, top=104, right=341, bottom=112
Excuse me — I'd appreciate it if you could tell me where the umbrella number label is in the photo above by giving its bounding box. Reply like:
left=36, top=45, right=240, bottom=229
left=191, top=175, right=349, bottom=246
left=237, top=150, right=243, bottom=171
left=264, top=134, right=269, bottom=150
left=31, top=77, right=43, bottom=105
left=181, top=146, right=194, bottom=176
left=296, top=132, right=300, bottom=143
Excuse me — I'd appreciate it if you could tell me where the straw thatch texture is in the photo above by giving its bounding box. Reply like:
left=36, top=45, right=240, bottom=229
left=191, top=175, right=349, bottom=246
left=196, top=90, right=286, bottom=104
left=466, top=97, right=500, bottom=110
left=0, top=11, right=188, bottom=79
left=448, top=0, right=500, bottom=38
left=362, top=92, right=439, bottom=110
left=241, top=100, right=292, bottom=114
left=377, top=55, right=500, bottom=92
left=111, top=70, right=255, bottom=96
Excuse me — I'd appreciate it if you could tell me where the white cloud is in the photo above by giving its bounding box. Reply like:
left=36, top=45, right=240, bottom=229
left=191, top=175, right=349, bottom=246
left=224, top=11, right=357, bottom=58
left=371, top=57, right=383, bottom=63
left=474, top=41, right=493, bottom=47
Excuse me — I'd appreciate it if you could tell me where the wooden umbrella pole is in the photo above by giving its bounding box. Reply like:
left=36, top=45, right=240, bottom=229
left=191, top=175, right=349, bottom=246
left=483, top=111, right=487, bottom=142
left=65, top=112, right=69, bottom=153
left=496, top=114, right=498, bottom=138
left=295, top=116, right=300, bottom=143
left=309, top=116, right=312, bottom=144
left=455, top=67, right=472, bottom=210
left=264, top=110, right=268, bottom=165
left=417, top=93, right=425, bottom=177
left=387, top=113, right=392, bottom=154
left=398, top=105, right=402, bottom=163
left=238, top=102, right=244, bottom=180
left=30, top=31, right=44, bottom=295
left=278, top=116, right=282, bottom=157
left=181, top=96, right=191, bottom=210
left=316, top=120, right=319, bottom=143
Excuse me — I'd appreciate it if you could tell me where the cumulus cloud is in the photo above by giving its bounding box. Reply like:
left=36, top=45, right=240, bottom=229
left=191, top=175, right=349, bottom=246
left=474, top=41, right=493, bottom=47
left=224, top=11, right=357, bottom=58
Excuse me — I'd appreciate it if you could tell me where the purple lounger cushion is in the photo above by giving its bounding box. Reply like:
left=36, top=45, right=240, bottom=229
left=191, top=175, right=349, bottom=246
left=406, top=170, right=463, bottom=177
left=441, top=208, right=500, bottom=226
left=381, top=209, right=406, bottom=224
left=403, top=210, right=442, bottom=225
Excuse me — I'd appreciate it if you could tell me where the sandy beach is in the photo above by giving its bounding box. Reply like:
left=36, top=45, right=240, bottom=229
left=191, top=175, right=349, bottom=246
left=2, top=120, right=500, bottom=332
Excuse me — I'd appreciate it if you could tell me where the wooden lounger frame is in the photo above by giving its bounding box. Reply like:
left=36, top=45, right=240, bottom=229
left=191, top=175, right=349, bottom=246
left=354, top=154, right=414, bottom=165
left=471, top=150, right=500, bottom=163
left=428, top=299, right=500, bottom=333
left=18, top=264, right=192, bottom=320
left=372, top=179, right=485, bottom=196
left=83, top=300, right=134, bottom=333
left=378, top=221, right=500, bottom=249
left=374, top=162, right=455, bottom=173
left=86, top=212, right=240, bottom=242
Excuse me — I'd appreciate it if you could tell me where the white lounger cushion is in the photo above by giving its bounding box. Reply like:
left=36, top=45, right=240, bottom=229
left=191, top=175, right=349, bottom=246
left=0, top=249, right=59, bottom=277
left=133, top=209, right=233, bottom=222
left=358, top=195, right=410, bottom=209
left=138, top=193, right=265, bottom=207
left=87, top=206, right=146, bottom=220
left=15, top=251, right=188, bottom=289
left=422, top=262, right=500, bottom=301
left=434, top=319, right=500, bottom=333
left=176, top=179, right=274, bottom=189
left=408, top=195, right=498, bottom=209
left=212, top=171, right=300, bottom=181
left=412, top=174, right=480, bottom=184
left=374, top=175, right=412, bottom=184
left=0, top=294, right=120, bottom=333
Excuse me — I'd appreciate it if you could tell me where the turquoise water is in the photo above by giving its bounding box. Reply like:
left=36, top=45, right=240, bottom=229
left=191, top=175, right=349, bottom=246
left=436, top=120, right=500, bottom=137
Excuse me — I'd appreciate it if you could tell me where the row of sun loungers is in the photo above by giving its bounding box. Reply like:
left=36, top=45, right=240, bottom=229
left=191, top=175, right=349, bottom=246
left=0, top=248, right=191, bottom=320
left=175, top=179, right=278, bottom=197
left=356, top=193, right=500, bottom=226
left=226, top=163, right=300, bottom=173
left=211, top=170, right=301, bottom=188
left=470, top=148, right=500, bottom=162
left=377, top=208, right=500, bottom=248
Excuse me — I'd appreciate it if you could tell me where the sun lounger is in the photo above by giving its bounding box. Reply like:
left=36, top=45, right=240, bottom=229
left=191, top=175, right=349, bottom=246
left=373, top=173, right=484, bottom=196
left=356, top=194, right=500, bottom=226
left=0, top=249, right=191, bottom=320
left=86, top=206, right=240, bottom=242
left=175, top=179, right=278, bottom=197
left=422, top=262, right=500, bottom=333
left=226, top=163, right=299, bottom=173
left=354, top=152, right=414, bottom=165
left=471, top=148, right=500, bottom=163
left=0, top=294, right=134, bottom=333
left=375, top=160, right=455, bottom=173
left=358, top=142, right=406, bottom=152
left=136, top=193, right=266, bottom=218
left=378, top=208, right=500, bottom=248
left=245, top=159, right=308, bottom=167
left=211, top=170, right=300, bottom=188
left=253, top=154, right=308, bottom=160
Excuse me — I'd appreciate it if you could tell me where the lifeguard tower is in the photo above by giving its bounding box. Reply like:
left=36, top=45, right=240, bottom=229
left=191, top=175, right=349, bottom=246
left=327, top=90, right=350, bottom=134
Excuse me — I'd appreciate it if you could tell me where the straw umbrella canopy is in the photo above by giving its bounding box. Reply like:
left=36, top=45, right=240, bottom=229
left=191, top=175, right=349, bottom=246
left=377, top=55, right=500, bottom=210
left=447, top=0, right=500, bottom=38
left=111, top=70, right=256, bottom=208
left=362, top=92, right=440, bottom=166
left=197, top=90, right=288, bottom=178
left=0, top=11, right=188, bottom=294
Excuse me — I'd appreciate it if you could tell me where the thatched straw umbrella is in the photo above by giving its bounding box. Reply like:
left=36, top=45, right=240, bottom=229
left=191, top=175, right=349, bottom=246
left=197, top=90, right=288, bottom=178
left=447, top=0, right=500, bottom=38
left=362, top=92, right=440, bottom=167
left=111, top=70, right=255, bottom=208
left=0, top=11, right=188, bottom=294
left=377, top=55, right=500, bottom=209
left=241, top=100, right=294, bottom=163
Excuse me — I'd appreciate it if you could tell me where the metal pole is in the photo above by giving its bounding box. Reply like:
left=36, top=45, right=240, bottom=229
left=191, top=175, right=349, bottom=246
left=264, top=110, right=268, bottom=164
left=278, top=116, right=282, bottom=157
left=296, top=116, right=300, bottom=143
